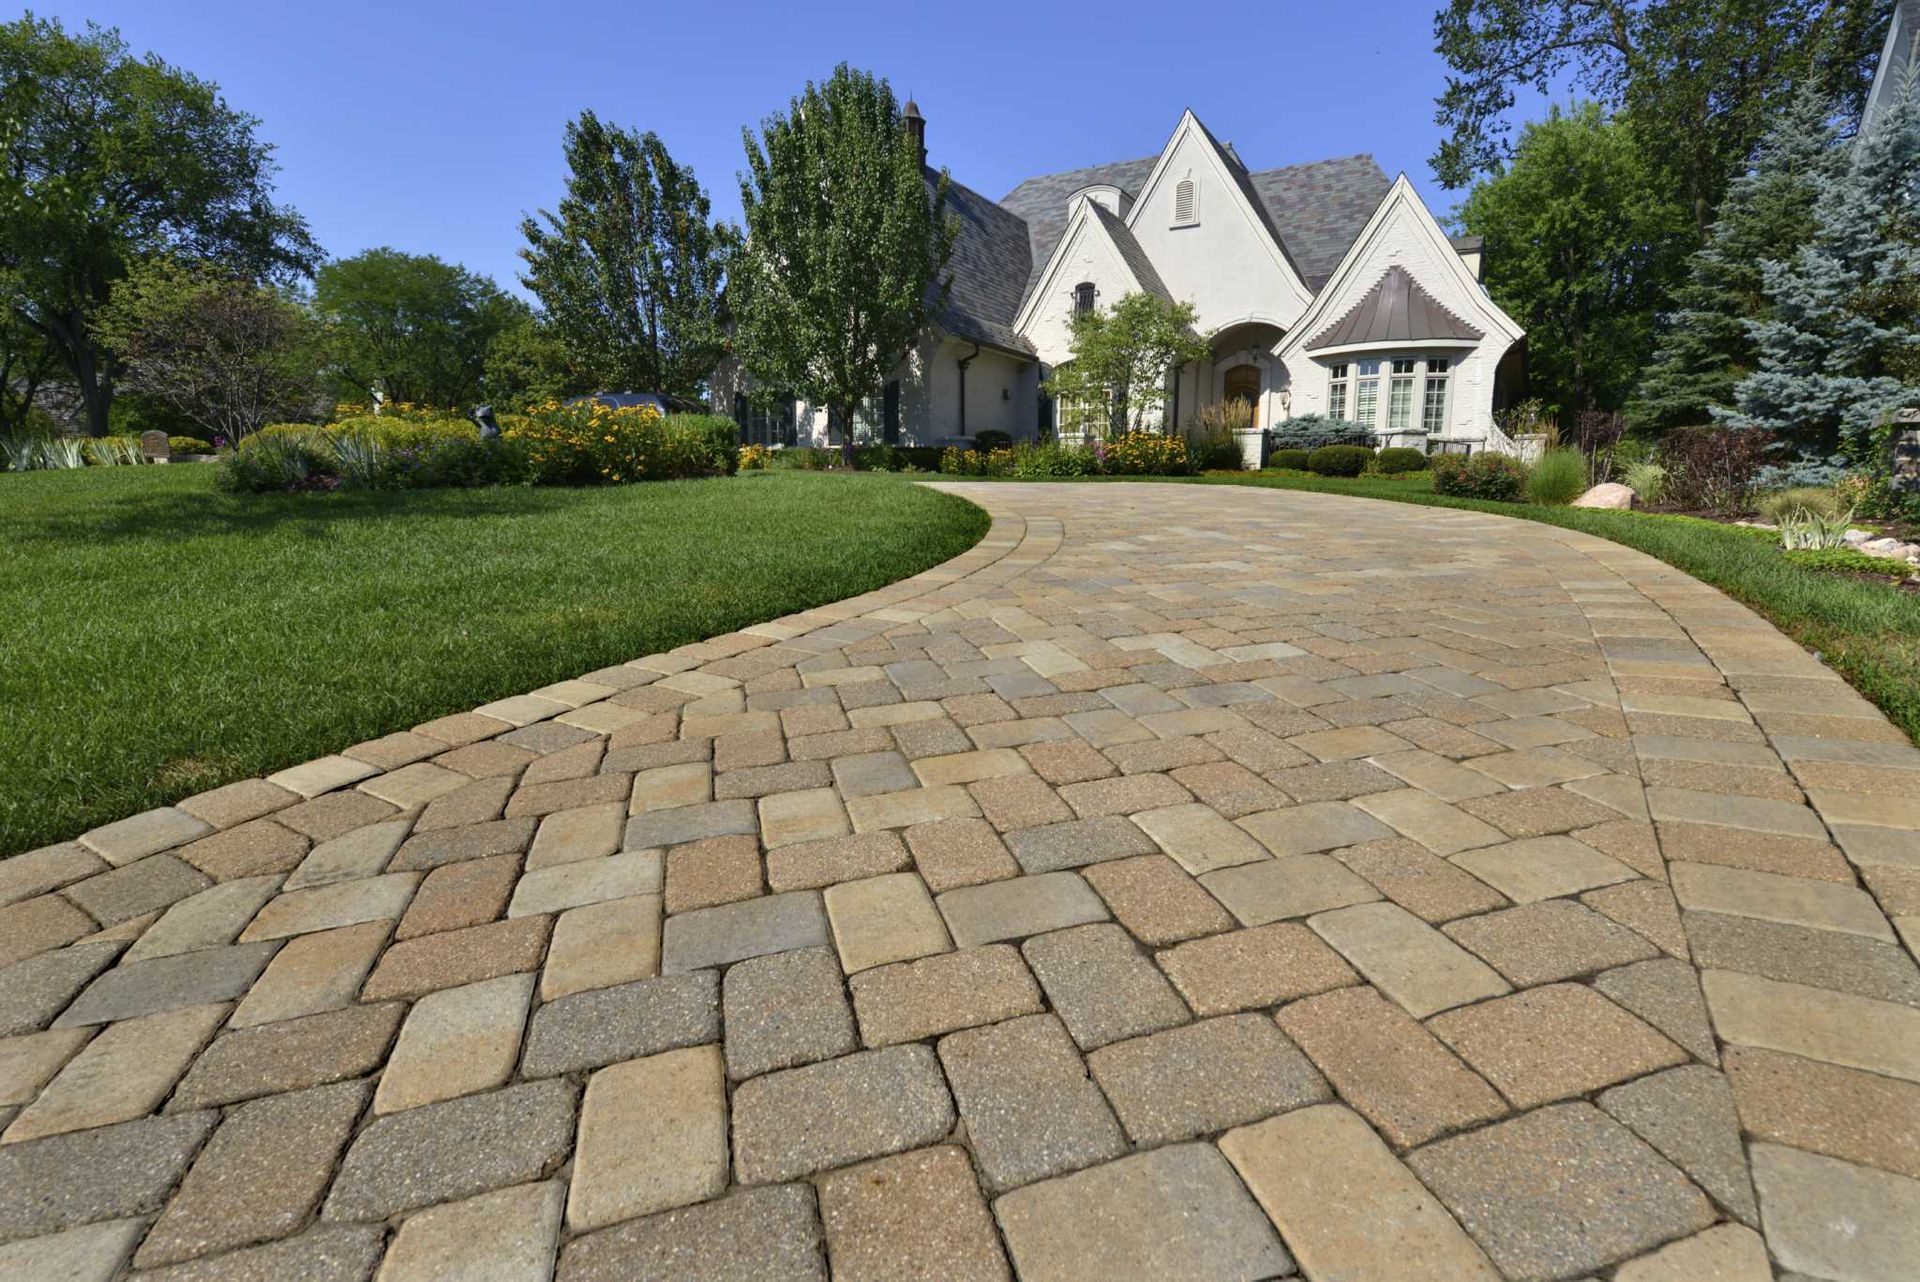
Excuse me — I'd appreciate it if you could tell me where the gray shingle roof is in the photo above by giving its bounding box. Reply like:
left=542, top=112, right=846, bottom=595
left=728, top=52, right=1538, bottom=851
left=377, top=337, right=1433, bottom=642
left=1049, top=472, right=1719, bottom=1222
left=1089, top=202, right=1170, bottom=300
left=998, top=155, right=1160, bottom=299
left=932, top=172, right=1037, bottom=355
left=1306, top=265, right=1483, bottom=351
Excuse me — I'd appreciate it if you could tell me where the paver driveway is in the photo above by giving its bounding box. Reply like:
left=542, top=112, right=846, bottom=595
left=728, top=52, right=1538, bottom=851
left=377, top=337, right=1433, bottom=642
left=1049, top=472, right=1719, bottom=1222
left=2, top=480, right=1917, bottom=1281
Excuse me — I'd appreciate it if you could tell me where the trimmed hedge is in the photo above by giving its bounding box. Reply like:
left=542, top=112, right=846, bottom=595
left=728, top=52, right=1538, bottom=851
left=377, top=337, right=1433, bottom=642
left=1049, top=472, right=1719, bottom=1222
left=1270, top=448, right=1312, bottom=471
left=1307, top=444, right=1373, bottom=477
left=1375, top=447, right=1428, bottom=474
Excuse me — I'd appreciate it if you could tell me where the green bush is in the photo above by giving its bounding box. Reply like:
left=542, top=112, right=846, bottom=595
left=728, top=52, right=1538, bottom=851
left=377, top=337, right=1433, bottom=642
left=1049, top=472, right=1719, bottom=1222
left=670, top=414, right=740, bottom=475
left=1013, top=443, right=1097, bottom=478
left=1272, top=414, right=1373, bottom=451
left=1431, top=452, right=1528, bottom=501
left=1526, top=447, right=1589, bottom=505
left=972, top=430, right=1012, bottom=452
left=1104, top=433, right=1192, bottom=475
left=1374, top=447, right=1428, bottom=474
left=1757, top=485, right=1845, bottom=522
left=1307, top=444, right=1373, bottom=477
left=1269, top=448, right=1312, bottom=471
left=167, top=436, right=215, bottom=456
left=1622, top=460, right=1667, bottom=504
left=1782, top=547, right=1911, bottom=576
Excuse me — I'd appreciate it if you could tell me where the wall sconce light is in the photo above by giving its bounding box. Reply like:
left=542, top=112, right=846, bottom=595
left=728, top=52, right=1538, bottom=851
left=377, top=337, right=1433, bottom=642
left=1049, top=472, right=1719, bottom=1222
left=1002, top=388, right=1010, bottom=400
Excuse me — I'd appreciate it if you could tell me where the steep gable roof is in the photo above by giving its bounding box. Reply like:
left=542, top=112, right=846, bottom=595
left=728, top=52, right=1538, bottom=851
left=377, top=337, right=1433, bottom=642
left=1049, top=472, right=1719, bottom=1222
left=998, top=155, right=1159, bottom=297
left=1306, top=264, right=1484, bottom=350
left=933, top=172, right=1038, bottom=354
left=1088, top=202, right=1170, bottom=300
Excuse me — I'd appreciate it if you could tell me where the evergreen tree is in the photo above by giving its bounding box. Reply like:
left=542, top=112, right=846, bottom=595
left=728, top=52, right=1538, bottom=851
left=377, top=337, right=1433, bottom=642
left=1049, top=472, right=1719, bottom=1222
left=1732, top=76, right=1920, bottom=458
left=1631, top=84, right=1844, bottom=429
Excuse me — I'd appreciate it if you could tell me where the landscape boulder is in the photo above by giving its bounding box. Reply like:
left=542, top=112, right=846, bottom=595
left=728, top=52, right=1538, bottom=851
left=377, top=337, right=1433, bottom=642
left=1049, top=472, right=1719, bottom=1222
left=1572, top=482, right=1635, bottom=510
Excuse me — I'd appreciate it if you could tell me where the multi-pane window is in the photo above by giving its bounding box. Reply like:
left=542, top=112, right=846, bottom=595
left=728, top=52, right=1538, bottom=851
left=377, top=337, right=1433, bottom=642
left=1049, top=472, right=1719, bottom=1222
left=1073, top=282, right=1096, bottom=314
left=1423, top=358, right=1451, bottom=433
left=1388, top=359, right=1416, bottom=431
left=1327, top=364, right=1349, bottom=420
left=1353, top=359, right=1382, bottom=427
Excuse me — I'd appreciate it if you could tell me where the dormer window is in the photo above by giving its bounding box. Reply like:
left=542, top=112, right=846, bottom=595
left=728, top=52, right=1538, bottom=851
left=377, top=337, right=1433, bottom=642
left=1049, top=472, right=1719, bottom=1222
left=1173, top=176, right=1198, bottom=227
left=1073, top=282, right=1096, bottom=315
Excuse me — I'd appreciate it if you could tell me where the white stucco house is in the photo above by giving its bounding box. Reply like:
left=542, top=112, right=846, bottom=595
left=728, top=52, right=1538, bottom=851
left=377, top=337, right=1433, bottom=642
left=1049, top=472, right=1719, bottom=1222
left=1865, top=0, right=1919, bottom=139
left=717, top=105, right=1527, bottom=456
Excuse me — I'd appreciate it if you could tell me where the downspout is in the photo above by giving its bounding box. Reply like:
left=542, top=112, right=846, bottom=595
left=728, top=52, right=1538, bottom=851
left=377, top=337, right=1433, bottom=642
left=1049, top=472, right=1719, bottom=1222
left=957, top=342, right=980, bottom=437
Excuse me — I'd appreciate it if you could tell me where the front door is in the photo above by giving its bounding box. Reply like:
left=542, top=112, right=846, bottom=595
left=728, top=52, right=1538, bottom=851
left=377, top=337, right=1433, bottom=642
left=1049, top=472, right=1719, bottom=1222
left=1223, top=365, right=1261, bottom=429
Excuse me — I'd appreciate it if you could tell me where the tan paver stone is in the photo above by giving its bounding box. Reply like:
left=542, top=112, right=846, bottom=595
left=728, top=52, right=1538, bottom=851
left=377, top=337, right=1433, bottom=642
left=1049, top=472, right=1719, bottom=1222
left=361, top=915, right=551, bottom=1001
left=627, top=762, right=711, bottom=815
left=757, top=787, right=851, bottom=847
left=415, top=710, right=514, bottom=747
left=1353, top=787, right=1507, bottom=855
left=1407, top=1103, right=1716, bottom=1280
left=713, top=759, right=829, bottom=800
left=1371, top=748, right=1507, bottom=800
left=967, top=774, right=1073, bottom=829
left=1613, top=1224, right=1772, bottom=1282
left=134, top=1079, right=369, bottom=1269
left=1672, top=861, right=1894, bottom=941
left=123, top=875, right=283, bottom=963
left=55, top=941, right=277, bottom=1028
left=1200, top=853, right=1379, bottom=924
left=731, top=1044, right=955, bottom=1183
left=283, top=821, right=408, bottom=890
left=177, top=779, right=302, bottom=831
left=1330, top=836, right=1510, bottom=923
left=379, top=1180, right=563, bottom=1282
left=1750, top=1142, right=1920, bottom=1282
left=230, top=920, right=387, bottom=1028
left=1021, top=923, right=1188, bottom=1049
left=1593, top=956, right=1719, bottom=1063
left=174, top=819, right=313, bottom=882
left=903, top=819, right=1019, bottom=891
left=170, top=1001, right=403, bottom=1109
left=659, top=890, right=828, bottom=973
left=3, top=1003, right=223, bottom=1143
left=1452, top=834, right=1637, bottom=902
left=1430, top=983, right=1686, bottom=1108
left=1702, top=968, right=1920, bottom=1082
left=1309, top=900, right=1510, bottom=1017
left=375, top=973, right=534, bottom=1114
left=473, top=693, right=569, bottom=727
left=556, top=1183, right=823, bottom=1282
left=0, top=895, right=94, bottom=968
left=1020, top=737, right=1116, bottom=785
left=541, top=894, right=661, bottom=1002
left=824, top=872, right=950, bottom=973
left=0, top=844, right=105, bottom=911
left=1646, top=785, right=1829, bottom=838
left=1088, top=1013, right=1328, bottom=1144
left=1277, top=985, right=1506, bottom=1147
left=1725, top=1045, right=1920, bottom=1179
left=343, top=729, right=447, bottom=771
left=1289, top=724, right=1411, bottom=761
left=0, top=1218, right=143, bottom=1279
left=0, top=1027, right=93, bottom=1108
left=413, top=777, right=515, bottom=833
left=1220, top=1104, right=1499, bottom=1280
left=1055, top=772, right=1190, bottom=818
left=1081, top=853, right=1232, bottom=944
left=937, top=870, right=1108, bottom=946
left=1582, top=877, right=1689, bottom=957
left=721, top=947, right=855, bottom=1079
left=1157, top=921, right=1356, bottom=1015
left=65, top=855, right=211, bottom=926
left=937, top=1013, right=1124, bottom=1192
left=520, top=973, right=719, bottom=1078
left=1463, top=747, right=1606, bottom=788
left=849, top=944, right=1044, bottom=1046
left=1444, top=898, right=1661, bottom=985
left=527, top=802, right=624, bottom=869
left=396, top=852, right=519, bottom=940
left=432, top=737, right=538, bottom=779
left=992, top=1142, right=1291, bottom=1282
left=1599, top=1064, right=1757, bottom=1224
left=1126, top=801, right=1267, bottom=875
left=816, top=1145, right=1010, bottom=1281
left=507, top=849, right=661, bottom=917
left=79, top=807, right=215, bottom=866
left=1003, top=813, right=1159, bottom=873
left=361, top=761, right=468, bottom=808
left=265, top=756, right=382, bottom=802
left=568, top=1044, right=727, bottom=1230
left=1237, top=800, right=1395, bottom=857
left=240, top=871, right=419, bottom=941
left=765, top=831, right=909, bottom=892
left=913, top=747, right=1030, bottom=786
left=661, top=834, right=762, bottom=912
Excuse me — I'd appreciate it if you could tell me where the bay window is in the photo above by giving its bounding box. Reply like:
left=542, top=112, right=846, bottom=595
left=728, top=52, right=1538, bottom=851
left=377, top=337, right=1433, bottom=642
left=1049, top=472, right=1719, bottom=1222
left=1422, top=358, right=1451, bottom=433
left=1327, top=363, right=1349, bottom=420
left=1321, top=354, right=1456, bottom=436
left=1353, top=359, right=1381, bottom=428
left=1387, top=359, right=1416, bottom=432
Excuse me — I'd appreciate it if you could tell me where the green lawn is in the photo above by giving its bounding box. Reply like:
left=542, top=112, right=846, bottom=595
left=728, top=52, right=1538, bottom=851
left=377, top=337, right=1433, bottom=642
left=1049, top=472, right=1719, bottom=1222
left=1188, top=469, right=1920, bottom=746
left=0, top=467, right=987, bottom=856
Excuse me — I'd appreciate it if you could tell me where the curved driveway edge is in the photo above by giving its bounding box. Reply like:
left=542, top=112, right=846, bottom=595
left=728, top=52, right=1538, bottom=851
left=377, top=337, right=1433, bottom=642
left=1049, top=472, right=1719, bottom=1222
left=1, top=480, right=1916, bottom=1281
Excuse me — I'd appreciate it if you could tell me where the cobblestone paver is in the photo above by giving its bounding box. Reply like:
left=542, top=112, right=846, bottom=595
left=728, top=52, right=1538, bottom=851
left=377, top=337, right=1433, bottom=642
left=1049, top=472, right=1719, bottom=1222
left=2, top=480, right=1916, bottom=1279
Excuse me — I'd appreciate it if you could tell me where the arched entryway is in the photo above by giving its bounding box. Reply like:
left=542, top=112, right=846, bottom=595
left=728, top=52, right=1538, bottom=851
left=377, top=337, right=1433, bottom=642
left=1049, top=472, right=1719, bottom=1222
left=1222, top=365, right=1262, bottom=429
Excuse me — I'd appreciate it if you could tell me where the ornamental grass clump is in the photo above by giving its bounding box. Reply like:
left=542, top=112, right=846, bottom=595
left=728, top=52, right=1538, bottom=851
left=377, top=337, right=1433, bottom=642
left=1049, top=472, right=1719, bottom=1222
left=1525, top=446, right=1589, bottom=505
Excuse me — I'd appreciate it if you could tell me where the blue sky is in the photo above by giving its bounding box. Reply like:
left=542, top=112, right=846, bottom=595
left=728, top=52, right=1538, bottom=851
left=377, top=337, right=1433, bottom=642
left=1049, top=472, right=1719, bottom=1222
left=39, top=0, right=1555, bottom=292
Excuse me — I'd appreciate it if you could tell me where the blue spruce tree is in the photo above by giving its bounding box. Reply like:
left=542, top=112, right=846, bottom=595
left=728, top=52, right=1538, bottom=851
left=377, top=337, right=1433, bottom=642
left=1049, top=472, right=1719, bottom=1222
left=1732, top=74, right=1920, bottom=461
left=1631, top=85, right=1843, bottom=430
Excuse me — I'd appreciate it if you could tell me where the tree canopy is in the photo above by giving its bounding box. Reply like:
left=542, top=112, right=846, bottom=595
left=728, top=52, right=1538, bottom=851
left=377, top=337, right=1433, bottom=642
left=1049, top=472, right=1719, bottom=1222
left=731, top=65, right=956, bottom=464
left=0, top=15, right=318, bottom=435
left=1432, top=0, right=1883, bottom=232
left=315, top=249, right=518, bottom=407
left=1043, top=293, right=1208, bottom=438
left=1458, top=103, right=1692, bottom=417
left=520, top=113, right=731, bottom=400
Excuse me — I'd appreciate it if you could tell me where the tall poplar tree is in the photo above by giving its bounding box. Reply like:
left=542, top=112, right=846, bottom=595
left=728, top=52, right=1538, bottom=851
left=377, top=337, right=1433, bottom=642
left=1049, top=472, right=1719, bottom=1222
left=519, top=114, right=731, bottom=399
left=731, top=65, right=955, bottom=466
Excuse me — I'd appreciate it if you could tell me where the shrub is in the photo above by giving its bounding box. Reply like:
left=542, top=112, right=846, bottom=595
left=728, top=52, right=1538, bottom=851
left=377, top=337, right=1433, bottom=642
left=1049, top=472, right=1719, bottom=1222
left=1622, top=460, right=1667, bottom=504
left=769, top=447, right=837, bottom=471
left=1660, top=426, right=1775, bottom=512
left=972, top=430, right=1012, bottom=452
left=1307, top=444, right=1372, bottom=477
left=1526, top=447, right=1589, bottom=505
left=1782, top=547, right=1911, bottom=576
left=1776, top=505, right=1858, bottom=550
left=1105, top=432, right=1190, bottom=475
left=1431, top=452, right=1528, bottom=500
left=1013, top=442, right=1097, bottom=478
left=738, top=444, right=773, bottom=471
left=168, top=436, right=215, bottom=456
left=1375, top=447, right=1428, bottom=474
left=672, top=414, right=740, bottom=475
left=895, top=447, right=945, bottom=472
left=219, top=429, right=333, bottom=492
left=1757, top=486, right=1845, bottom=522
left=1269, top=448, right=1312, bottom=471
left=1273, top=414, right=1373, bottom=451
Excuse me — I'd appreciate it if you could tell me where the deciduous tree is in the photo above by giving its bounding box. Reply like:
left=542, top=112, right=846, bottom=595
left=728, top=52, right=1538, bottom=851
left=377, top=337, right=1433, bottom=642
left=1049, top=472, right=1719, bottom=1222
left=520, top=114, right=731, bottom=400
left=731, top=65, right=955, bottom=466
left=315, top=249, right=516, bottom=408
left=1042, top=293, right=1208, bottom=438
left=0, top=16, right=319, bottom=435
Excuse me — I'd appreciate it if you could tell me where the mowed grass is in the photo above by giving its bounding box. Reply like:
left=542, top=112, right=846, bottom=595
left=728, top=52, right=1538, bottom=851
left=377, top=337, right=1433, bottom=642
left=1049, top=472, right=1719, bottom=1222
left=0, top=466, right=987, bottom=855
left=1188, top=469, right=1920, bottom=746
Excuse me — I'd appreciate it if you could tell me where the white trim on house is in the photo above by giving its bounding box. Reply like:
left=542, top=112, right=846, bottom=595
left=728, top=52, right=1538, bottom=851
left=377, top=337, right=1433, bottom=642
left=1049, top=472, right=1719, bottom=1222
left=1012, top=196, right=1156, bottom=336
